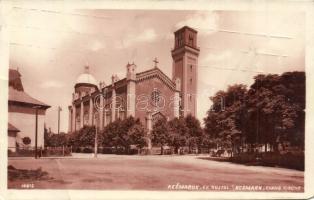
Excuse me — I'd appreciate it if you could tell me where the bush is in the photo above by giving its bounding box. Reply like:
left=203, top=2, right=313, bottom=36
left=42, top=147, right=72, bottom=157
left=22, top=137, right=31, bottom=145
left=82, top=147, right=93, bottom=153
left=229, top=151, right=304, bottom=170
left=102, top=147, right=113, bottom=154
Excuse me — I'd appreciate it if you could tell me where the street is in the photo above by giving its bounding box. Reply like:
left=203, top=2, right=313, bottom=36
left=8, top=154, right=304, bottom=191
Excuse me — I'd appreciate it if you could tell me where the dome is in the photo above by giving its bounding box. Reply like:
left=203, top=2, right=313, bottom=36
left=76, top=73, right=97, bottom=86
left=75, top=66, right=97, bottom=86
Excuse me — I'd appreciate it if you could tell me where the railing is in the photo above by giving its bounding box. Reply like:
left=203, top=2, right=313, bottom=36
left=8, top=145, right=218, bottom=157
left=8, top=146, right=72, bottom=157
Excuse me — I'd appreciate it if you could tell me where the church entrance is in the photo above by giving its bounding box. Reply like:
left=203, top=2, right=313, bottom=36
left=152, top=112, right=166, bottom=125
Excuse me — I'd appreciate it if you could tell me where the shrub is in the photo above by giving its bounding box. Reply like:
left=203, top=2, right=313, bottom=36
left=22, top=137, right=31, bottom=145
left=82, top=147, right=93, bottom=153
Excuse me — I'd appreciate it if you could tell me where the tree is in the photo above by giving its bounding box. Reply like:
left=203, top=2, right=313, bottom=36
left=185, top=115, right=203, bottom=153
left=204, top=84, right=247, bottom=155
left=151, top=118, right=170, bottom=155
left=101, top=116, right=146, bottom=154
left=168, top=117, right=188, bottom=154
left=204, top=71, right=305, bottom=155
left=128, top=124, right=146, bottom=150
left=67, top=126, right=97, bottom=149
left=45, top=133, right=68, bottom=147
left=102, top=119, right=122, bottom=150
left=246, top=72, right=305, bottom=151
left=22, top=137, right=31, bottom=146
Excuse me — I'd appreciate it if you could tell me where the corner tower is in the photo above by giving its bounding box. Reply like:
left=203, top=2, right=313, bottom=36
left=171, top=26, right=200, bottom=117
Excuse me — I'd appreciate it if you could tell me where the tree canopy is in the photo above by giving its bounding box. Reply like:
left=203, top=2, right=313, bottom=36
left=204, top=71, right=305, bottom=153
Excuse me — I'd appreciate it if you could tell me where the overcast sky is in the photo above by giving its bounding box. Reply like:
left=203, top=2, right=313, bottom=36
left=8, top=9, right=305, bottom=133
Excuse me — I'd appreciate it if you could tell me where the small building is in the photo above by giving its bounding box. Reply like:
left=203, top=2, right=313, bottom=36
left=8, top=69, right=50, bottom=151
left=8, top=123, right=20, bottom=152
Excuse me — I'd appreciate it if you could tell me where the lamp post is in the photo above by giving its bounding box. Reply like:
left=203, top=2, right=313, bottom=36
left=57, top=106, right=62, bottom=134
left=94, top=111, right=98, bottom=158
left=32, top=105, right=41, bottom=159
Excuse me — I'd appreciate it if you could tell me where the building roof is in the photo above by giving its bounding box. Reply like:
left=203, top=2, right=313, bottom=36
left=9, top=87, right=50, bottom=109
left=136, top=67, right=178, bottom=91
left=8, top=123, right=20, bottom=132
left=73, top=65, right=178, bottom=104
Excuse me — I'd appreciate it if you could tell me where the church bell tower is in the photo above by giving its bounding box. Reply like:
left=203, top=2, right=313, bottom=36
left=171, top=26, right=200, bottom=117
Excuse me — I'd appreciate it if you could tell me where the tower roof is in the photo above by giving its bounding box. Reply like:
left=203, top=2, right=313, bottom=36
left=75, top=65, right=97, bottom=86
left=174, top=26, right=198, bottom=34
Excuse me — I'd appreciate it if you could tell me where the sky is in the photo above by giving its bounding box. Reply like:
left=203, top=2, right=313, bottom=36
left=8, top=8, right=305, bottom=132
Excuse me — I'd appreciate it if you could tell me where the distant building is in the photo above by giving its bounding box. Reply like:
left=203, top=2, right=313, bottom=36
left=68, top=26, right=200, bottom=137
left=8, top=69, right=50, bottom=152
left=8, top=123, right=20, bottom=152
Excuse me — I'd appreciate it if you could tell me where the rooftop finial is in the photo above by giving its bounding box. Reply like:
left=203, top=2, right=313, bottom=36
left=153, top=57, right=159, bottom=68
left=84, top=65, right=90, bottom=74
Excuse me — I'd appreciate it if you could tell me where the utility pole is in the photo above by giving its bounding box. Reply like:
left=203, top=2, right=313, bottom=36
left=58, top=106, right=62, bottom=134
left=94, top=124, right=98, bottom=158
left=94, top=111, right=98, bottom=158
left=33, top=105, right=41, bottom=159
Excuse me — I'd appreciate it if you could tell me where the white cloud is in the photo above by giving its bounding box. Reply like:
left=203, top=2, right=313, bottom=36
left=176, top=11, right=219, bottom=35
left=115, top=28, right=157, bottom=49
left=40, top=80, right=64, bottom=88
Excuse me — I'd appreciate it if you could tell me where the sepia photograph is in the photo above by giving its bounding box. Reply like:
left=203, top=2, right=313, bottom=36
left=2, top=1, right=313, bottom=199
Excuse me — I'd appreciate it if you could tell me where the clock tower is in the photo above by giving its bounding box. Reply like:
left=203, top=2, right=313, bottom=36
left=171, top=26, right=200, bottom=117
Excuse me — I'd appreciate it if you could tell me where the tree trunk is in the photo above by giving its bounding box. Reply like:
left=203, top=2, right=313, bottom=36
left=265, top=142, right=267, bottom=152
left=273, top=142, right=279, bottom=152
left=281, top=142, right=285, bottom=151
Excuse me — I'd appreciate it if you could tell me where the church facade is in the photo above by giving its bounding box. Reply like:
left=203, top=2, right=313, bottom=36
left=68, top=26, right=200, bottom=135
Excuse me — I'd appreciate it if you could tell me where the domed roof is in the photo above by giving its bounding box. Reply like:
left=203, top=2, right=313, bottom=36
left=75, top=66, right=97, bottom=86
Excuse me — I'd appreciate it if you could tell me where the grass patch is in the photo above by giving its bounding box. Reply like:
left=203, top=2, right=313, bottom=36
left=8, top=165, right=53, bottom=181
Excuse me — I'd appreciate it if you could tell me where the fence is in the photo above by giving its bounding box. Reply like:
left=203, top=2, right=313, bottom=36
left=70, top=146, right=210, bottom=155
left=229, top=151, right=304, bottom=170
left=8, top=146, right=72, bottom=157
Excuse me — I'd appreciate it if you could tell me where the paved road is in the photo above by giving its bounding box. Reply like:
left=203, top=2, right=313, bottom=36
left=8, top=154, right=304, bottom=191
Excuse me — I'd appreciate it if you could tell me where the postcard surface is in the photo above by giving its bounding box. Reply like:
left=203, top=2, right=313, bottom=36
left=0, top=1, right=314, bottom=199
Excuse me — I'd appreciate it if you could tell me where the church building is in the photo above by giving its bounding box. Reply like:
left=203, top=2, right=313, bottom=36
left=68, top=26, right=200, bottom=137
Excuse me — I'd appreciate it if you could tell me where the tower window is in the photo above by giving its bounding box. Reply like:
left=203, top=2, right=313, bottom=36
left=177, top=32, right=184, bottom=47
left=190, top=65, right=193, bottom=72
left=188, top=34, right=194, bottom=46
left=190, top=78, right=192, bottom=84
